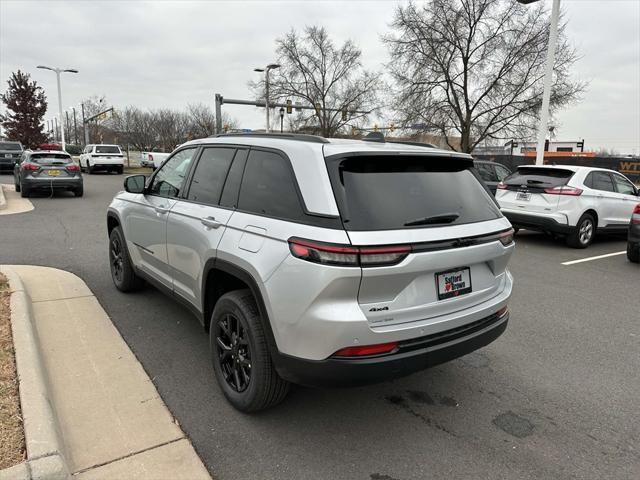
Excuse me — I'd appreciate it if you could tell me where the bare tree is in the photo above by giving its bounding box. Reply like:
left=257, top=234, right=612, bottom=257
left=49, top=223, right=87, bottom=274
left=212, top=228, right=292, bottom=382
left=187, top=103, right=238, bottom=137
left=385, top=0, right=584, bottom=152
left=252, top=26, right=381, bottom=137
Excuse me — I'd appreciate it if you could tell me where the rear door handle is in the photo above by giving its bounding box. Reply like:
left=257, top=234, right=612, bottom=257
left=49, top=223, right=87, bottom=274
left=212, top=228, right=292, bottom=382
left=201, top=216, right=222, bottom=229
left=154, top=206, right=170, bottom=214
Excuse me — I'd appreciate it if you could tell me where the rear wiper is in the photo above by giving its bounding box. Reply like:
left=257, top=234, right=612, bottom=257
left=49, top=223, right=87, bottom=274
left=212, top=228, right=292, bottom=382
left=404, top=213, right=460, bottom=227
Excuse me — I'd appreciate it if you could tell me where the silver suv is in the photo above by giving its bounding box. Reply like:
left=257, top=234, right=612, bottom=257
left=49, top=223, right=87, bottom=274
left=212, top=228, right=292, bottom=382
left=107, top=133, right=515, bottom=412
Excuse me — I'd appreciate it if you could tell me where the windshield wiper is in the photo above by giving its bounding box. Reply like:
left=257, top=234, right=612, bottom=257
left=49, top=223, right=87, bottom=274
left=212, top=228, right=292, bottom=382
left=404, top=213, right=460, bottom=227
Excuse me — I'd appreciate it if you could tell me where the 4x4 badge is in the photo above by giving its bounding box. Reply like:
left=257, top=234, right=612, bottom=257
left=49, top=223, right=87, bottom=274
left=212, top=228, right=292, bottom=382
left=369, top=306, right=389, bottom=312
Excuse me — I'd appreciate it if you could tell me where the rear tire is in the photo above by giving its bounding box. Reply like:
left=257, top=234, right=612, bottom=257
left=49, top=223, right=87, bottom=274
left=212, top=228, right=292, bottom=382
left=20, top=184, right=29, bottom=197
left=210, top=290, right=290, bottom=412
left=566, top=213, right=595, bottom=249
left=628, top=242, right=640, bottom=263
left=87, top=161, right=93, bottom=174
left=73, top=186, right=84, bottom=197
left=109, top=226, right=144, bottom=292
left=15, top=180, right=21, bottom=192
left=116, top=166, right=123, bottom=175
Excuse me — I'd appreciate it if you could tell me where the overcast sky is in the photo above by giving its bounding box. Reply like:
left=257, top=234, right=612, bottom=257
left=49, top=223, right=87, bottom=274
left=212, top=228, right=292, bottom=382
left=1, top=0, right=638, bottom=153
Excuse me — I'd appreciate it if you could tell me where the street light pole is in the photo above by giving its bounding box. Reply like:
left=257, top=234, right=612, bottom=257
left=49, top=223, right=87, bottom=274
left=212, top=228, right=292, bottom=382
left=37, top=65, right=78, bottom=151
left=279, top=107, right=285, bottom=133
left=254, top=63, right=280, bottom=133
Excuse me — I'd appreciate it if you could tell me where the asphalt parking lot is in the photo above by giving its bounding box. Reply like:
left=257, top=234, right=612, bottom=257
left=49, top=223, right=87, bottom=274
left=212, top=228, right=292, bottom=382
left=0, top=172, right=638, bottom=480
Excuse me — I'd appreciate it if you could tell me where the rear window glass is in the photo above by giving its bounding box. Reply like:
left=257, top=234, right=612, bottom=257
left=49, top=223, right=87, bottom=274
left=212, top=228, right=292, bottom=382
left=504, top=167, right=574, bottom=187
left=0, top=142, right=22, bottom=151
left=328, top=156, right=501, bottom=231
left=30, top=153, right=71, bottom=163
left=95, top=145, right=121, bottom=154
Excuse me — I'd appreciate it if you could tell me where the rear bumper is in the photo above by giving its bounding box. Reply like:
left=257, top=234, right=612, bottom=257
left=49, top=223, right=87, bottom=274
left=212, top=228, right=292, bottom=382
left=273, top=311, right=509, bottom=387
left=22, top=177, right=82, bottom=189
left=501, top=209, right=572, bottom=234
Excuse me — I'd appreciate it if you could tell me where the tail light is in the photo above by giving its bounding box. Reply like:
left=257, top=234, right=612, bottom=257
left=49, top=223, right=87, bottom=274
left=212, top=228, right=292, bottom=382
left=149, top=154, right=154, bottom=162
left=496, top=182, right=507, bottom=190
left=288, top=238, right=410, bottom=267
left=498, top=228, right=515, bottom=246
left=333, top=341, right=398, bottom=357
left=21, top=163, right=39, bottom=171
left=66, top=164, right=80, bottom=172
left=632, top=204, right=640, bottom=225
left=544, top=186, right=583, bottom=196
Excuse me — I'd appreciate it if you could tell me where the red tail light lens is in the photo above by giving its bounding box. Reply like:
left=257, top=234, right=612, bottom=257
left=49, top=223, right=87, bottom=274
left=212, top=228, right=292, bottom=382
left=149, top=154, right=154, bottom=162
left=333, top=342, right=398, bottom=357
left=498, top=228, right=515, bottom=246
left=544, top=186, right=583, bottom=196
left=632, top=204, right=640, bottom=224
left=21, top=163, right=39, bottom=171
left=288, top=238, right=410, bottom=267
left=66, top=164, right=80, bottom=171
left=496, top=182, right=507, bottom=190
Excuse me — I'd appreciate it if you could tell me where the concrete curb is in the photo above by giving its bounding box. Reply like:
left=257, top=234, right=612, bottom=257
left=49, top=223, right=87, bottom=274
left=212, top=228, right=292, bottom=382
left=0, top=267, right=70, bottom=480
left=0, top=184, right=7, bottom=210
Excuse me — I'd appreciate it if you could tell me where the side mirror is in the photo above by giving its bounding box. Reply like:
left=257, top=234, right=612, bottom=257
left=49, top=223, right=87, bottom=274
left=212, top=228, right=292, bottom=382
left=124, top=175, right=146, bottom=194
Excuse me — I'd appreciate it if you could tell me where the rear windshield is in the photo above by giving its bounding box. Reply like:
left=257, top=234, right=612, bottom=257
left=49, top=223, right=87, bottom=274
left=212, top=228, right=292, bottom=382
left=95, top=145, right=121, bottom=154
left=30, top=153, right=71, bottom=163
left=327, top=156, right=502, bottom=231
left=0, top=142, right=22, bottom=151
left=504, top=167, right=574, bottom=188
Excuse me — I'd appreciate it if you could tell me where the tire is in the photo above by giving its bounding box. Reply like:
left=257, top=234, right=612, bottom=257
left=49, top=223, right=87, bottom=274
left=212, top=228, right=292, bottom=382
left=566, top=213, right=595, bottom=249
left=116, top=166, right=123, bottom=175
left=109, top=226, right=144, bottom=292
left=15, top=179, right=21, bottom=192
left=87, top=161, right=93, bottom=174
left=20, top=184, right=29, bottom=197
left=512, top=227, right=520, bottom=235
left=210, top=290, right=290, bottom=412
left=73, top=186, right=84, bottom=197
left=628, top=242, right=640, bottom=263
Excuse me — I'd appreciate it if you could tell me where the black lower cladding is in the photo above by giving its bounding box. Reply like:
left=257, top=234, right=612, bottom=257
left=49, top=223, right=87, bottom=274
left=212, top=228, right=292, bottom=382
left=273, top=312, right=509, bottom=388
left=502, top=211, right=572, bottom=235
left=22, top=178, right=82, bottom=190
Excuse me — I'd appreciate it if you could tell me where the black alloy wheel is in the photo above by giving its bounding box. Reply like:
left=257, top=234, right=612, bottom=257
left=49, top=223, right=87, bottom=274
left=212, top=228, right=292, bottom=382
left=215, top=313, right=252, bottom=392
left=109, top=234, right=124, bottom=284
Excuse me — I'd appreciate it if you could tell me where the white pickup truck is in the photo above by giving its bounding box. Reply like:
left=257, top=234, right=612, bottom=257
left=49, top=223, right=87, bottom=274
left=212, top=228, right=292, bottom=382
left=140, top=151, right=170, bottom=169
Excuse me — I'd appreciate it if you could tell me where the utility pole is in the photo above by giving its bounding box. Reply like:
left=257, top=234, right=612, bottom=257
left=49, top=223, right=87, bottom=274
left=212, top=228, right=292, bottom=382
left=37, top=65, right=78, bottom=150
left=81, top=102, right=89, bottom=145
left=254, top=63, right=280, bottom=132
left=517, top=0, right=561, bottom=166
left=73, top=107, right=78, bottom=145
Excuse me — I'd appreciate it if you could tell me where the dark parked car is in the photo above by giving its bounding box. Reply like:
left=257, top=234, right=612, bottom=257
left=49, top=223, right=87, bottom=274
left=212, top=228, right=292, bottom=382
left=14, top=150, right=83, bottom=197
left=628, top=203, right=640, bottom=263
left=474, top=159, right=511, bottom=195
left=0, top=141, right=23, bottom=172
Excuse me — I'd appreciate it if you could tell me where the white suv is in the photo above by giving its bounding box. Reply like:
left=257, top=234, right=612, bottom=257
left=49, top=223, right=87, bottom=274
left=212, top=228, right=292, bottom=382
left=80, top=144, right=124, bottom=174
left=497, top=165, right=639, bottom=248
left=107, top=133, right=515, bottom=411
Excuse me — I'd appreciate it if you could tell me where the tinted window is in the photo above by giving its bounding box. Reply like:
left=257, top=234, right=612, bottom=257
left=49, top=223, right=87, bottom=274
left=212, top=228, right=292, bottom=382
left=476, top=163, right=497, bottom=182
left=95, top=145, right=121, bottom=154
left=186, top=148, right=236, bottom=205
left=238, top=150, right=304, bottom=221
left=504, top=167, right=574, bottom=188
left=328, top=156, right=501, bottom=231
left=0, top=142, right=22, bottom=151
left=149, top=148, right=196, bottom=198
left=589, top=172, right=615, bottom=192
left=220, top=149, right=248, bottom=208
left=30, top=153, right=72, bottom=163
left=612, top=174, right=636, bottom=195
left=495, top=165, right=511, bottom=181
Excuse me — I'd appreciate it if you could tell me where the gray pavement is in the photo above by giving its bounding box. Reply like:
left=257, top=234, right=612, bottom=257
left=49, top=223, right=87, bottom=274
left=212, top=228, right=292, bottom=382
left=0, top=172, right=638, bottom=480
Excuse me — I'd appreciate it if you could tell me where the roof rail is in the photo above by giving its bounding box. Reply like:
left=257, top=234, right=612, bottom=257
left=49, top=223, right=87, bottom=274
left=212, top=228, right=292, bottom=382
left=386, top=140, right=436, bottom=148
left=214, top=132, right=329, bottom=144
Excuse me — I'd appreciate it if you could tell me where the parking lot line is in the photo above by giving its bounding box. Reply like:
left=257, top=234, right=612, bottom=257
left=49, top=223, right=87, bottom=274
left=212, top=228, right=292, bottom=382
left=561, top=251, right=626, bottom=266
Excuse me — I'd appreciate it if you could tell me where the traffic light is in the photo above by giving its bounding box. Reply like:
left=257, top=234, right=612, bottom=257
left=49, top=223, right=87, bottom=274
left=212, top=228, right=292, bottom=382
left=389, top=123, right=395, bottom=133
left=341, top=109, right=347, bottom=121
left=286, top=100, right=292, bottom=114
left=373, top=124, right=379, bottom=132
